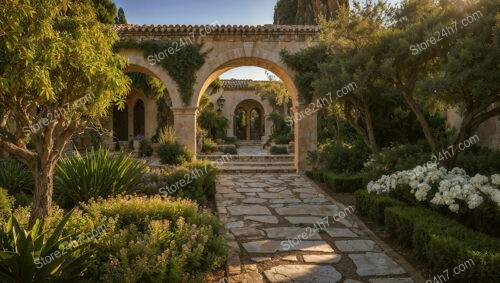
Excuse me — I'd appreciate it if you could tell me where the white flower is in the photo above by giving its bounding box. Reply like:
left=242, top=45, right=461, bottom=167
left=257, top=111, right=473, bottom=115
left=491, top=174, right=500, bottom=186
left=449, top=203, right=460, bottom=213
left=467, top=193, right=483, bottom=209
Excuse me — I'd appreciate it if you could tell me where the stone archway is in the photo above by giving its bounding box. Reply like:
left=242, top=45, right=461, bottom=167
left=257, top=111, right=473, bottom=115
left=234, top=108, right=247, bottom=140
left=193, top=56, right=316, bottom=171
left=232, top=99, right=265, bottom=141
left=113, top=25, right=319, bottom=171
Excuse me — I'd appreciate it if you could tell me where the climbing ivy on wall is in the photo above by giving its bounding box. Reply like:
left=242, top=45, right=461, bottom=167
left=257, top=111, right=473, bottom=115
left=116, top=40, right=208, bottom=105
left=281, top=44, right=329, bottom=104
left=127, top=72, right=165, bottom=100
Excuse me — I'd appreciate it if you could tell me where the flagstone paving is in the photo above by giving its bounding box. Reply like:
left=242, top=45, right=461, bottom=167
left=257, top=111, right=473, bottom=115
left=215, top=173, right=419, bottom=283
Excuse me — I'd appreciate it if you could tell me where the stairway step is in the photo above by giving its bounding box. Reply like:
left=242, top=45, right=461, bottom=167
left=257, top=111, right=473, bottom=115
left=218, top=166, right=297, bottom=173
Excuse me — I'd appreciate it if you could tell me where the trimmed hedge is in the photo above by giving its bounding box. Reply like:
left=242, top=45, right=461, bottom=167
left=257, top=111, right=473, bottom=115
left=270, top=146, right=288, bottom=154
left=385, top=206, right=500, bottom=282
left=355, top=190, right=406, bottom=224
left=221, top=145, right=237, bottom=155
left=305, top=170, right=324, bottom=182
left=324, top=173, right=363, bottom=193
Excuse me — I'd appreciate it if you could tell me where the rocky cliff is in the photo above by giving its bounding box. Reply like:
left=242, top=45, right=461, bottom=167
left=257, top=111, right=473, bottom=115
left=274, top=0, right=349, bottom=25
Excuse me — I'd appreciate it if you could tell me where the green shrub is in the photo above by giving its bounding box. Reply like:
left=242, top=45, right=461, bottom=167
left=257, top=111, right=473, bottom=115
left=0, top=211, right=93, bottom=282
left=455, top=146, right=500, bottom=175
left=80, top=196, right=227, bottom=282
left=157, top=126, right=177, bottom=145
left=54, top=148, right=147, bottom=208
left=355, top=190, right=406, bottom=224
left=0, top=160, right=34, bottom=195
left=140, top=139, right=153, bottom=157
left=384, top=206, right=435, bottom=247
left=224, top=136, right=237, bottom=144
left=13, top=192, right=31, bottom=208
left=305, top=170, right=324, bottom=182
left=385, top=206, right=500, bottom=282
left=3, top=195, right=227, bottom=282
left=274, top=132, right=293, bottom=144
left=270, top=146, right=288, bottom=155
left=222, top=145, right=237, bottom=155
left=158, top=142, right=192, bottom=165
left=144, top=161, right=217, bottom=206
left=202, top=138, right=218, bottom=153
left=364, top=140, right=431, bottom=180
left=324, top=172, right=364, bottom=193
left=0, top=188, right=13, bottom=219
left=316, top=140, right=369, bottom=174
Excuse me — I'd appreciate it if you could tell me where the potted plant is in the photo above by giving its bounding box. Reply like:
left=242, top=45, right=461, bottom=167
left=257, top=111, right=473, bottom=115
left=203, top=138, right=217, bottom=155
left=133, top=134, right=145, bottom=150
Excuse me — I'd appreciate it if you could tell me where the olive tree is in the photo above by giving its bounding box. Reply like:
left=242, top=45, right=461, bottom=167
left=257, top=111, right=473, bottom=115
left=0, top=0, right=130, bottom=224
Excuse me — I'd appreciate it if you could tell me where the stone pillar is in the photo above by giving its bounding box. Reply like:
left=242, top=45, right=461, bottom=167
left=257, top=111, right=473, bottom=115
left=172, top=107, right=198, bottom=157
left=294, top=105, right=317, bottom=172
left=264, top=114, right=272, bottom=141
left=246, top=109, right=251, bottom=140
left=227, top=113, right=234, bottom=137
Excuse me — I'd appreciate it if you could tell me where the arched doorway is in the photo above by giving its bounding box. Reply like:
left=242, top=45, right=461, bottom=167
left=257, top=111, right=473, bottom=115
left=113, top=105, right=128, bottom=141
left=133, top=100, right=145, bottom=136
left=250, top=108, right=263, bottom=140
left=234, top=108, right=247, bottom=140
left=233, top=99, right=265, bottom=141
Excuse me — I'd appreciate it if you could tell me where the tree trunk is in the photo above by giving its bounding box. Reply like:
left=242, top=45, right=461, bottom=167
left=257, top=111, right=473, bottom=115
left=29, top=162, right=55, bottom=226
left=364, top=107, right=379, bottom=155
left=400, top=90, right=440, bottom=155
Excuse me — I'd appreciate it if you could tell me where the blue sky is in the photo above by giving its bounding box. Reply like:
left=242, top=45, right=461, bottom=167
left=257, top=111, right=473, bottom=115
left=114, top=0, right=401, bottom=80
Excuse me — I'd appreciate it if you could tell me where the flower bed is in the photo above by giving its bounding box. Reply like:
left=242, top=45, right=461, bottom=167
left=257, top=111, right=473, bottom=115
left=367, top=165, right=500, bottom=236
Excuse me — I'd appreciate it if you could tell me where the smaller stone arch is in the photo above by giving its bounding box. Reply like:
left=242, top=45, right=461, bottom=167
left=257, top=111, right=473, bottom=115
left=232, top=99, right=266, bottom=141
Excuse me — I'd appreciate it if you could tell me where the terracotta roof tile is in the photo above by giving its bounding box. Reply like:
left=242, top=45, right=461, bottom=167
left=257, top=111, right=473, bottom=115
left=220, top=79, right=277, bottom=90
left=112, top=24, right=320, bottom=34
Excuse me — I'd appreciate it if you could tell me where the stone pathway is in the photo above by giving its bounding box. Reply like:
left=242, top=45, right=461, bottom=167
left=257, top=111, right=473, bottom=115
left=215, top=173, right=417, bottom=283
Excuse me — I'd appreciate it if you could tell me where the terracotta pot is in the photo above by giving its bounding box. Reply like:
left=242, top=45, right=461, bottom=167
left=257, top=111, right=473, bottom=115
left=206, top=150, right=213, bottom=155
left=215, top=138, right=223, bottom=145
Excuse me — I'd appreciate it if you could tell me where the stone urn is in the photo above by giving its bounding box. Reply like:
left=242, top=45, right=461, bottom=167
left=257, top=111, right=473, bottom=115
left=133, top=140, right=141, bottom=151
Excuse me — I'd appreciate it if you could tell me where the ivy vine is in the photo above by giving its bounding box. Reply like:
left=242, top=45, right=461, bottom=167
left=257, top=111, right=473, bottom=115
left=116, top=40, right=208, bottom=105
left=281, top=44, right=329, bottom=104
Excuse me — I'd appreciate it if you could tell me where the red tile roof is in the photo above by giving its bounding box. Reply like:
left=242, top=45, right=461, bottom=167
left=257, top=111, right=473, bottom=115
left=113, top=24, right=320, bottom=35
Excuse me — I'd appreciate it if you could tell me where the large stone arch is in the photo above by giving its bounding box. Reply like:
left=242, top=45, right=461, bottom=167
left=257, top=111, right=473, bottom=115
left=190, top=48, right=316, bottom=171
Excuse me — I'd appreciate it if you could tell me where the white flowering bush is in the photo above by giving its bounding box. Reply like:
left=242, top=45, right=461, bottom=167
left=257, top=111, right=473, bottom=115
left=367, top=166, right=500, bottom=213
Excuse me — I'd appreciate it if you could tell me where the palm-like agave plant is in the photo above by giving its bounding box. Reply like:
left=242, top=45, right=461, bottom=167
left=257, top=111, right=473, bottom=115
left=54, top=147, right=147, bottom=208
left=0, top=210, right=92, bottom=282
left=0, top=160, right=35, bottom=195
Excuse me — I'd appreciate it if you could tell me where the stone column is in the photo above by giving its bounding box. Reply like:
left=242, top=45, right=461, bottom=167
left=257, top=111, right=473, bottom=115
left=293, top=105, right=318, bottom=172
left=227, top=114, right=234, bottom=137
left=246, top=109, right=251, bottom=140
left=172, top=107, right=198, bottom=157
left=264, top=114, right=272, bottom=141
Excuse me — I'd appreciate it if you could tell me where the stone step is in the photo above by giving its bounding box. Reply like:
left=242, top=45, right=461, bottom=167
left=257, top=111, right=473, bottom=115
left=236, top=140, right=262, bottom=146
left=222, top=161, right=295, bottom=166
left=218, top=166, right=297, bottom=173
left=198, top=155, right=294, bottom=162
